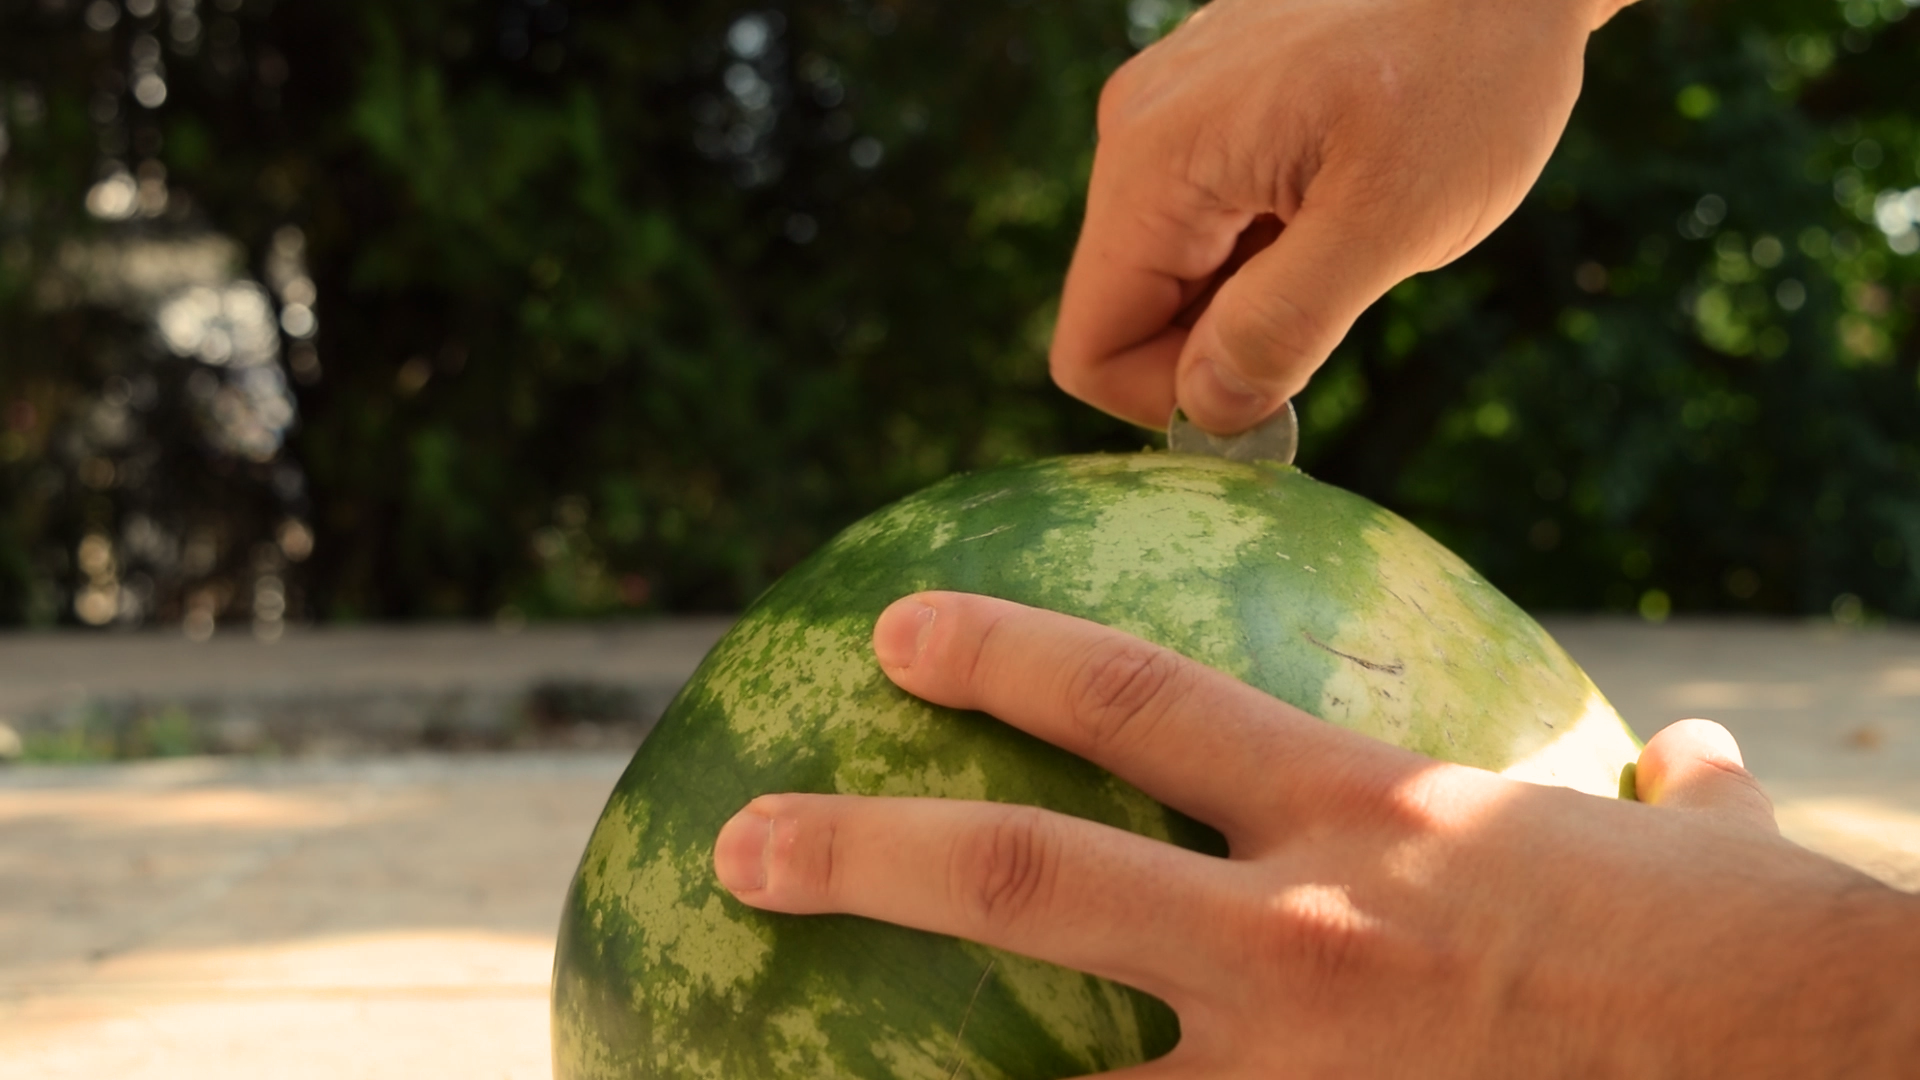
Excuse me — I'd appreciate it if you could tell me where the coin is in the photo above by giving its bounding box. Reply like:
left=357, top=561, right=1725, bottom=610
left=1167, top=399, right=1298, bottom=465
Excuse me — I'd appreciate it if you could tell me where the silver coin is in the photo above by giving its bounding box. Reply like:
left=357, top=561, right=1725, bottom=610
left=1167, top=399, right=1298, bottom=465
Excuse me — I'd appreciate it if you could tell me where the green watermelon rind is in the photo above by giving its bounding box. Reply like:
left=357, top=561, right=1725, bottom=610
left=553, top=454, right=1641, bottom=1079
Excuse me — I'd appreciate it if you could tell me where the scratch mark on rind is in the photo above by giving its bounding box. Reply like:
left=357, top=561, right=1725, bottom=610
left=957, top=524, right=1015, bottom=543
left=959, top=488, right=1014, bottom=511
left=944, top=958, right=998, bottom=1080
left=1302, top=630, right=1406, bottom=676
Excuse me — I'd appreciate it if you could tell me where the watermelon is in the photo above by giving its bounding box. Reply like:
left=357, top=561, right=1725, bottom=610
left=552, top=453, right=1641, bottom=1079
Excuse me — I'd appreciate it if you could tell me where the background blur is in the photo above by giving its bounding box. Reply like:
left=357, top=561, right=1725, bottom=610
left=1, top=0, right=1916, bottom=637
left=4, top=8, right=1920, bottom=1070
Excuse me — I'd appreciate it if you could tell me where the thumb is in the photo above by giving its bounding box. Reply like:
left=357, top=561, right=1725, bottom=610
left=1635, top=718, right=1777, bottom=834
left=1174, top=204, right=1416, bottom=434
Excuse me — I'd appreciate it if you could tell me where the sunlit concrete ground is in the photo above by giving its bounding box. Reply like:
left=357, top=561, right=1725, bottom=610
left=1549, top=618, right=1920, bottom=892
left=1, top=617, right=1917, bottom=1079
left=1, top=753, right=623, bottom=1080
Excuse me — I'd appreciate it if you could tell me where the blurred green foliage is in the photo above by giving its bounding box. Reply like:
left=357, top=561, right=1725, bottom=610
left=0, top=0, right=1916, bottom=631
left=22, top=703, right=200, bottom=762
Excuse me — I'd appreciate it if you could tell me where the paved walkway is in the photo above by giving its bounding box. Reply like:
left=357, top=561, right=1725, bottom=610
left=1, top=618, right=1917, bottom=1078
left=0, top=620, right=735, bottom=758
left=1, top=753, right=624, bottom=1079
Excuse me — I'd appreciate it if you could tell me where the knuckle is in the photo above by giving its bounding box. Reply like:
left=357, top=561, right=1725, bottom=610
left=1249, top=882, right=1384, bottom=998
left=1362, top=769, right=1453, bottom=836
left=1095, top=59, right=1144, bottom=136
left=1222, top=289, right=1332, bottom=372
left=1700, top=756, right=1777, bottom=818
left=950, top=808, right=1059, bottom=932
left=957, top=604, right=1010, bottom=698
left=813, top=817, right=845, bottom=901
left=1308, top=756, right=1455, bottom=841
left=1068, top=641, right=1183, bottom=753
left=758, top=798, right=841, bottom=908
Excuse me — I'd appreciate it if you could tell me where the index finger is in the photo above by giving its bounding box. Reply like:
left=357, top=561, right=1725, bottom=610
left=872, top=591, right=1421, bottom=849
left=1050, top=148, right=1252, bottom=429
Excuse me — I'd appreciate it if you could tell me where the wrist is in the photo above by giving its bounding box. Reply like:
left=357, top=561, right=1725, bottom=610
left=1604, top=866, right=1920, bottom=1077
left=1814, top=883, right=1920, bottom=1074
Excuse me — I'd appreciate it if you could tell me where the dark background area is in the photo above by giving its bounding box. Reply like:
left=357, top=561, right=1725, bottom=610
left=0, top=0, right=1915, bottom=636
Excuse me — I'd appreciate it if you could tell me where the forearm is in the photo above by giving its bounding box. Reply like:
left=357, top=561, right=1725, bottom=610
left=1650, top=873, right=1920, bottom=1077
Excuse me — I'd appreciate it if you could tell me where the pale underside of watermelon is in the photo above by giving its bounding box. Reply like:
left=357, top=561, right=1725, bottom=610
left=552, top=454, right=1640, bottom=1080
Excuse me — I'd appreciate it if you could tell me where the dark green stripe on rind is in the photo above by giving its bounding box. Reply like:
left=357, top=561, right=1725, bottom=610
left=554, top=454, right=1639, bottom=1079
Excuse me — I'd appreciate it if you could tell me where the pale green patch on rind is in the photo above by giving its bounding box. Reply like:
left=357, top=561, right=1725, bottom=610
left=553, top=968, right=623, bottom=1080
left=987, top=949, right=1144, bottom=1071
left=700, top=618, right=891, bottom=765
left=766, top=1008, right=836, bottom=1075
left=842, top=754, right=994, bottom=801
left=1498, top=686, right=1642, bottom=797
left=624, top=842, right=773, bottom=1013
left=688, top=585, right=1188, bottom=838
left=566, top=785, right=775, bottom=1055
left=579, top=795, right=650, bottom=929
left=871, top=1034, right=1008, bottom=1080
left=652, top=1046, right=731, bottom=1080
left=1021, top=461, right=1269, bottom=681
left=1311, top=505, right=1633, bottom=793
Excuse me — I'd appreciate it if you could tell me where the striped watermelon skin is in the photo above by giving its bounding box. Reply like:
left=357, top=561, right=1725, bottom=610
left=552, top=454, right=1640, bottom=1079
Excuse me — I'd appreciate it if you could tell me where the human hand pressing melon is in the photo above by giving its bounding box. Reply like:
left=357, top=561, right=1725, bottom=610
left=557, top=456, right=1918, bottom=1077
left=715, top=594, right=1920, bottom=1076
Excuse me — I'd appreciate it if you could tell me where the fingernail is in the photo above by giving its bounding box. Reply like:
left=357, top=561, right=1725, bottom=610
left=714, top=810, right=771, bottom=893
left=1187, top=355, right=1272, bottom=434
left=874, top=599, right=937, bottom=670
